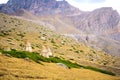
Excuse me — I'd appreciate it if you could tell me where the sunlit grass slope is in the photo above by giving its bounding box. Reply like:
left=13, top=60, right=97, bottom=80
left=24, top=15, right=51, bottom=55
left=0, top=13, right=120, bottom=76
left=0, top=54, right=120, bottom=80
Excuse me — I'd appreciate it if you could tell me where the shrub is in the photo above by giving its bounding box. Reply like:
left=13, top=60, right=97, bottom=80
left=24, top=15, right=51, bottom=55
left=75, top=50, right=83, bottom=53
left=51, top=39, right=55, bottom=43
left=0, top=31, right=9, bottom=36
left=19, top=43, right=24, bottom=47
left=17, top=33, right=24, bottom=38
left=1, top=49, right=41, bottom=63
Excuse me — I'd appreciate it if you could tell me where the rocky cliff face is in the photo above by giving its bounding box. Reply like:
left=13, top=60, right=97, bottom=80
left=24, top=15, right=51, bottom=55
left=0, top=0, right=81, bottom=15
left=71, top=7, right=120, bottom=34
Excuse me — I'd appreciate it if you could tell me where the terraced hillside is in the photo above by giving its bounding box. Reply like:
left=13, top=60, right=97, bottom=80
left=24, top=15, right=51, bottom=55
left=0, top=13, right=120, bottom=76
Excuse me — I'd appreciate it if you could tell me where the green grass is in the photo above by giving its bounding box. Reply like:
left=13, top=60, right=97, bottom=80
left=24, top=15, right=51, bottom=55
left=0, top=49, right=115, bottom=76
left=83, top=66, right=115, bottom=76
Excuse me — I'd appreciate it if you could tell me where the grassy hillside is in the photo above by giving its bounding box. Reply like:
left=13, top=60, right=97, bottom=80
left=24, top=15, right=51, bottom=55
left=0, top=13, right=120, bottom=76
left=0, top=54, right=120, bottom=80
left=0, top=49, right=115, bottom=76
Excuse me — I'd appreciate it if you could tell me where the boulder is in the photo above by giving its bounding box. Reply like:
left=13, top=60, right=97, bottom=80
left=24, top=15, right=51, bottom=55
left=56, top=63, right=68, bottom=69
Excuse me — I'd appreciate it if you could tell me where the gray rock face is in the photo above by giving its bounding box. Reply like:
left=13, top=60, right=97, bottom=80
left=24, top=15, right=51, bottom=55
left=71, top=7, right=120, bottom=34
left=109, top=33, right=120, bottom=42
left=0, top=0, right=81, bottom=15
left=69, top=7, right=120, bottom=56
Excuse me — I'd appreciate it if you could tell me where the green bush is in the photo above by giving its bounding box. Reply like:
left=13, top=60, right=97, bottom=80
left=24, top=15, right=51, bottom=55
left=84, top=66, right=115, bottom=76
left=17, top=33, right=24, bottom=38
left=0, top=31, right=9, bottom=36
left=51, top=40, right=55, bottom=44
left=0, top=49, right=40, bottom=63
left=75, top=50, right=84, bottom=53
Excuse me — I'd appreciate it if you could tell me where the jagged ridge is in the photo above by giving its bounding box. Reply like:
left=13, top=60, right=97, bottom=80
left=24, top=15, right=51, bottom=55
left=0, top=0, right=81, bottom=15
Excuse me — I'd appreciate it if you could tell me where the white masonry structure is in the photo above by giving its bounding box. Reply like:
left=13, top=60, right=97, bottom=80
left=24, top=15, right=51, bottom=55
left=25, top=41, right=32, bottom=52
left=41, top=46, right=53, bottom=58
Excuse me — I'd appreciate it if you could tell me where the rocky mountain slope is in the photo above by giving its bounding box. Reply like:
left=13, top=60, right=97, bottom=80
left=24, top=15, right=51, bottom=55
left=0, top=13, right=120, bottom=75
left=69, top=7, right=120, bottom=56
left=71, top=7, right=120, bottom=34
left=0, top=0, right=120, bottom=56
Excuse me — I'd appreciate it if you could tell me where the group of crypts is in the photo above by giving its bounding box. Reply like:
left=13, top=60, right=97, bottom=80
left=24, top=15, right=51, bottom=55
left=2, top=40, right=53, bottom=58
left=25, top=41, right=53, bottom=58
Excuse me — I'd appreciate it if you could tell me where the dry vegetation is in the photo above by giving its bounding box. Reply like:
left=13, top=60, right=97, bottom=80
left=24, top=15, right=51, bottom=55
left=0, top=55, right=120, bottom=80
left=0, top=13, right=120, bottom=78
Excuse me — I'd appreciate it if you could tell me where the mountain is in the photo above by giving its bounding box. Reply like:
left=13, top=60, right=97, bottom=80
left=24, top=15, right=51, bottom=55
left=0, top=0, right=120, bottom=56
left=0, top=0, right=120, bottom=57
left=71, top=7, right=120, bottom=34
left=69, top=7, right=120, bottom=56
left=0, top=0, right=83, bottom=33
left=0, top=0, right=81, bottom=15
left=0, top=12, right=120, bottom=76
left=0, top=0, right=120, bottom=77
